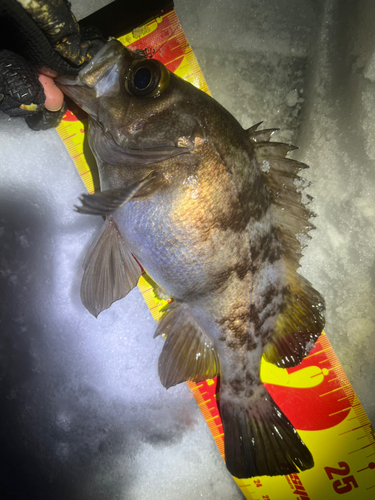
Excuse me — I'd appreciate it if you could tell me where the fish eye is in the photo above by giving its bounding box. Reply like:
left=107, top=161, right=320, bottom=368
left=125, top=60, right=170, bottom=97
left=134, top=67, right=152, bottom=90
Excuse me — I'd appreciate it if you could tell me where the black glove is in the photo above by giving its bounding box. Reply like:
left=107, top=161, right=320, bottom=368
left=0, top=0, right=105, bottom=130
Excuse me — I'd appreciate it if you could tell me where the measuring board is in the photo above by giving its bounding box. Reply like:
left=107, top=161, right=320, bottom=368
left=55, top=7, right=375, bottom=500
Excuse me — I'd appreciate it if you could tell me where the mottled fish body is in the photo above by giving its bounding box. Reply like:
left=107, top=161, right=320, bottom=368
left=57, top=40, right=325, bottom=479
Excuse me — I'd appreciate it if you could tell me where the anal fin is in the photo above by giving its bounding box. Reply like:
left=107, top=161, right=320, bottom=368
left=81, top=217, right=142, bottom=317
left=154, top=303, right=220, bottom=388
left=221, top=385, right=314, bottom=479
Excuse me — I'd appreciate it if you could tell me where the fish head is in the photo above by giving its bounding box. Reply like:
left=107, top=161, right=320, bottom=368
left=57, top=39, right=205, bottom=173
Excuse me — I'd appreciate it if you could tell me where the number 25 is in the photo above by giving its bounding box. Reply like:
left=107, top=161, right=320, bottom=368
left=333, top=475, right=358, bottom=494
left=324, top=462, right=358, bottom=494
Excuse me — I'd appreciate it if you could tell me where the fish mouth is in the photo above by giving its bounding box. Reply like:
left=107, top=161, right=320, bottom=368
left=56, top=40, right=131, bottom=106
left=56, top=40, right=126, bottom=88
left=56, top=73, right=79, bottom=87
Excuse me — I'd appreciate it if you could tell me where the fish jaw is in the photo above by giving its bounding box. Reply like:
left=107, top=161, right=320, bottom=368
left=56, top=39, right=134, bottom=117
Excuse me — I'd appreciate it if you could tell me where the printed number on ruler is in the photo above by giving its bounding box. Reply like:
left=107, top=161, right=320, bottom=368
left=324, top=462, right=359, bottom=494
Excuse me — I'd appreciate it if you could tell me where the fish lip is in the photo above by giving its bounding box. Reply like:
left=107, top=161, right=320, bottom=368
left=56, top=74, right=81, bottom=87
left=56, top=39, right=126, bottom=89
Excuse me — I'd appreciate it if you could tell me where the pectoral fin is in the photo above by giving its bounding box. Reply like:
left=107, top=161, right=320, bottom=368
left=81, top=217, right=142, bottom=317
left=154, top=303, right=220, bottom=388
left=75, top=171, right=156, bottom=216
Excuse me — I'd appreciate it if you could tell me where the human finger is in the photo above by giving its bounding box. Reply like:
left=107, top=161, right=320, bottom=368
left=38, top=72, right=64, bottom=111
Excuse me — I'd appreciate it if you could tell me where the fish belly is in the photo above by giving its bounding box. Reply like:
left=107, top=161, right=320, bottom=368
left=113, top=153, right=252, bottom=302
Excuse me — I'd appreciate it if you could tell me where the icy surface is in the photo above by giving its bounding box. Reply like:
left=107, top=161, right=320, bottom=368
left=1, top=0, right=375, bottom=498
left=70, top=0, right=112, bottom=20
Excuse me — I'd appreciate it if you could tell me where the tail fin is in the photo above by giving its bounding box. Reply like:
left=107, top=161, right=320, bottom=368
left=220, top=385, right=313, bottom=479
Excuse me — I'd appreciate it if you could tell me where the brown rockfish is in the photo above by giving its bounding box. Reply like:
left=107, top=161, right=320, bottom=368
left=57, top=39, right=325, bottom=479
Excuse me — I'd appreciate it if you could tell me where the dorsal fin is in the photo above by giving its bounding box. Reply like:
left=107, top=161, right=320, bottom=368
left=249, top=126, right=325, bottom=367
left=250, top=128, right=279, bottom=143
left=251, top=129, right=314, bottom=272
left=247, top=121, right=264, bottom=134
left=255, top=142, right=298, bottom=158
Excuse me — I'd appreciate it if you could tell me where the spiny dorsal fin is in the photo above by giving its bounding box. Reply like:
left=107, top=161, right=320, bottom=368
left=255, top=142, right=298, bottom=158
left=251, top=130, right=314, bottom=272
left=154, top=302, right=220, bottom=388
left=249, top=128, right=279, bottom=143
left=75, top=171, right=156, bottom=216
left=249, top=125, right=325, bottom=367
left=247, top=121, right=264, bottom=134
left=81, top=217, right=142, bottom=317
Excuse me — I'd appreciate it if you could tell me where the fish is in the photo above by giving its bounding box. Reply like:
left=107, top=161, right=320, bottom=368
left=57, top=39, right=325, bottom=479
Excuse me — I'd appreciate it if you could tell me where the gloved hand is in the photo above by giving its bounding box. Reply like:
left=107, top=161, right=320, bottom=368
left=0, top=0, right=105, bottom=130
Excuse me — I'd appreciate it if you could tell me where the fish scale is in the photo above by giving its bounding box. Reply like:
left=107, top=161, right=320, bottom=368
left=55, top=5, right=375, bottom=499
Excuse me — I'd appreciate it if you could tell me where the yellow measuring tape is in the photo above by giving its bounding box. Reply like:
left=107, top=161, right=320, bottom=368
left=56, top=8, right=375, bottom=499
